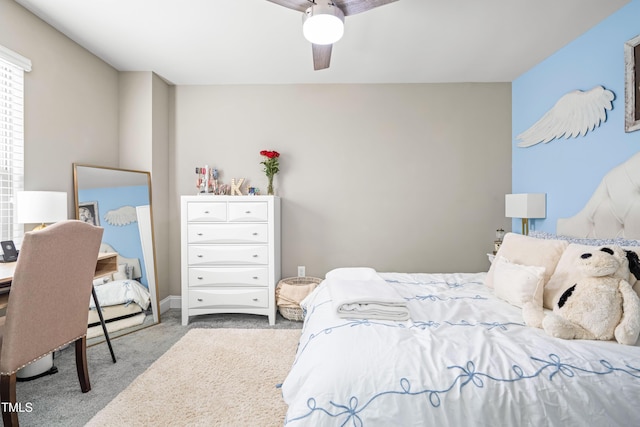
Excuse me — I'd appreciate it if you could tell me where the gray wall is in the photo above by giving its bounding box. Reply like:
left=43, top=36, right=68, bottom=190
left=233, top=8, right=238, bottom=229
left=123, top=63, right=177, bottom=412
left=1, top=2, right=173, bottom=301
left=118, top=71, right=171, bottom=301
left=170, top=84, right=512, bottom=296
left=4, top=0, right=513, bottom=302
left=0, top=0, right=119, bottom=214
left=150, top=74, right=171, bottom=306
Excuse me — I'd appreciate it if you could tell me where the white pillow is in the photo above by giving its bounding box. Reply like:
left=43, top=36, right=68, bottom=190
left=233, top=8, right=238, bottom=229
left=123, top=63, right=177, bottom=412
left=93, top=277, right=108, bottom=286
left=93, top=275, right=113, bottom=286
left=113, top=263, right=129, bottom=281
left=493, top=256, right=546, bottom=308
left=325, top=267, right=380, bottom=281
left=485, top=232, right=567, bottom=289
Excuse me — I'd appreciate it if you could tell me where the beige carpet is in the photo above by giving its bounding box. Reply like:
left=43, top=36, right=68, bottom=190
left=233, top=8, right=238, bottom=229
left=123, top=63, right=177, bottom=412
left=86, top=328, right=301, bottom=427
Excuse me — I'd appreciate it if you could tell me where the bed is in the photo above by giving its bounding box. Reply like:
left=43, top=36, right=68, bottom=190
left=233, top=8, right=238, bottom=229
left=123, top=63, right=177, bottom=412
left=281, top=153, right=640, bottom=426
left=87, top=243, right=152, bottom=339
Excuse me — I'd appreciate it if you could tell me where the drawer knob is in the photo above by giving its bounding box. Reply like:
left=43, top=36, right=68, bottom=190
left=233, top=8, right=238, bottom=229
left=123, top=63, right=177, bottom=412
left=252, top=232, right=258, bottom=236
left=253, top=276, right=259, bottom=280
left=252, top=298, right=259, bottom=302
left=197, top=298, right=203, bottom=302
left=252, top=254, right=259, bottom=258
left=204, top=210, right=210, bottom=214
left=197, top=276, right=203, bottom=280
left=197, top=254, right=204, bottom=258
left=245, top=211, right=251, bottom=214
left=197, top=233, right=203, bottom=236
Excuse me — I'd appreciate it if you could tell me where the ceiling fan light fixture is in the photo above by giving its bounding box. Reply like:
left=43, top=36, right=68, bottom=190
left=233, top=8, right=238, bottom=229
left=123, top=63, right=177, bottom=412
left=302, top=3, right=345, bottom=45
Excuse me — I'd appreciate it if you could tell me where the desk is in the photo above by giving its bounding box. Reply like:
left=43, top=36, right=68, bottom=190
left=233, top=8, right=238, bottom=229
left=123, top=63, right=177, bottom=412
left=0, top=252, right=118, bottom=365
left=0, top=252, right=118, bottom=308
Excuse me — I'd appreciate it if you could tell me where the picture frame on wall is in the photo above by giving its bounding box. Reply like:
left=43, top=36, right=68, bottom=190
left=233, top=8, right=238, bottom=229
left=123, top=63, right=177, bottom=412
left=624, top=34, right=640, bottom=133
left=78, top=201, right=100, bottom=226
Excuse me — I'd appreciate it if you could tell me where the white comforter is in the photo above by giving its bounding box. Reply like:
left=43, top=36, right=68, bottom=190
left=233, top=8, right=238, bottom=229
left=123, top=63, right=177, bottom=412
left=90, top=279, right=151, bottom=311
left=281, top=272, right=640, bottom=426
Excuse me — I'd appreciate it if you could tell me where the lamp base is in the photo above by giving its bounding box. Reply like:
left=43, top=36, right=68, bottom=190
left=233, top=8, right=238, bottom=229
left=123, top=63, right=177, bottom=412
left=32, top=223, right=47, bottom=231
left=16, top=354, right=57, bottom=381
left=521, top=218, right=530, bottom=235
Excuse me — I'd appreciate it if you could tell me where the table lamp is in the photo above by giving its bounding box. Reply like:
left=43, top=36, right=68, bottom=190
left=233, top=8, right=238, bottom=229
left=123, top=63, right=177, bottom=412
left=505, top=193, right=546, bottom=235
left=16, top=191, right=68, bottom=230
left=12, top=191, right=67, bottom=380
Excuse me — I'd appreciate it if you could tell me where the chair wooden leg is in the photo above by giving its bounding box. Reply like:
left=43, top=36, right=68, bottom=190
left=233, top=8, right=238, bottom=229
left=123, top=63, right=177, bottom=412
left=75, top=336, right=91, bottom=393
left=1, top=373, right=19, bottom=427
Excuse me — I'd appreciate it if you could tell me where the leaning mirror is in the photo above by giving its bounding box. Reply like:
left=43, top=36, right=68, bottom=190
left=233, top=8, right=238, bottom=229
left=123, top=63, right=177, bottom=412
left=73, top=164, right=160, bottom=346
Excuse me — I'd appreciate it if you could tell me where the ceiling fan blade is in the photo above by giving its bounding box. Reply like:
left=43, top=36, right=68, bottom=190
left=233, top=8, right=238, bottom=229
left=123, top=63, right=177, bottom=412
left=336, top=0, right=399, bottom=16
left=264, top=0, right=309, bottom=13
left=312, top=44, right=332, bottom=70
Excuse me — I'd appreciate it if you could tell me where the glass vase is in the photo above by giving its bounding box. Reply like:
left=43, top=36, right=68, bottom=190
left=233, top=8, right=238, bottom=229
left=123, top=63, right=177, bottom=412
left=267, top=176, right=274, bottom=195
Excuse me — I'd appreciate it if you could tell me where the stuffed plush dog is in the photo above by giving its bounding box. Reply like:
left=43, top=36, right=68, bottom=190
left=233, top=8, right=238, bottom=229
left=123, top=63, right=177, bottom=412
left=541, top=246, right=640, bottom=345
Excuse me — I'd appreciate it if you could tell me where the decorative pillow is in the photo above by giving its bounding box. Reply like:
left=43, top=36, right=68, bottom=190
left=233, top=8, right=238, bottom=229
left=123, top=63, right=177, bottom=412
left=93, top=275, right=113, bottom=286
left=93, top=277, right=108, bottom=286
left=113, top=263, right=129, bottom=281
left=493, top=256, right=545, bottom=308
left=125, top=264, right=135, bottom=280
left=485, top=232, right=568, bottom=289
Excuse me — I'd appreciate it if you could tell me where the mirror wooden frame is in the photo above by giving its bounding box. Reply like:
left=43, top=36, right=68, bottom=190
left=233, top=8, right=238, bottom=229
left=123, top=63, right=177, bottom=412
left=73, top=163, right=160, bottom=344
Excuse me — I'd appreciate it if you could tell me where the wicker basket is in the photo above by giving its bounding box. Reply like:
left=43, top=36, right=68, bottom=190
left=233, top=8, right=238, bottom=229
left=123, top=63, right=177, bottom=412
left=276, top=276, right=323, bottom=321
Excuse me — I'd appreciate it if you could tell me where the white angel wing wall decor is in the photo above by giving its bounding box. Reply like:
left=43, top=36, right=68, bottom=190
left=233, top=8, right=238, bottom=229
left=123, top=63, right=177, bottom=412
left=104, top=205, right=138, bottom=226
left=516, top=86, right=614, bottom=148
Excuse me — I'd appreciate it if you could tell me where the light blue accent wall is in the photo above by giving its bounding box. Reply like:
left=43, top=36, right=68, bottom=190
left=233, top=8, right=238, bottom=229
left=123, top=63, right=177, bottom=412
left=512, top=0, right=640, bottom=234
left=78, top=185, right=150, bottom=287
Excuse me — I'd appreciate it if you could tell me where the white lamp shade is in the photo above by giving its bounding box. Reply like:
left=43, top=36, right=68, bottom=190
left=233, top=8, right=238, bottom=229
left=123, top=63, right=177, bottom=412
left=505, top=193, right=546, bottom=219
left=16, top=191, right=68, bottom=224
left=303, top=4, right=345, bottom=45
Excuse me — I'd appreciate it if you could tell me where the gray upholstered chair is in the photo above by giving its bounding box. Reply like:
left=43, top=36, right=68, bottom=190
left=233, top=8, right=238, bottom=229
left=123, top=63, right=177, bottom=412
left=0, top=220, right=103, bottom=427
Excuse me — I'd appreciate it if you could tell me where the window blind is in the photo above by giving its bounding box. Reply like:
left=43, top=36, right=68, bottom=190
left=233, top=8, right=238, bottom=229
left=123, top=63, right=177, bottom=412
left=0, top=45, right=30, bottom=243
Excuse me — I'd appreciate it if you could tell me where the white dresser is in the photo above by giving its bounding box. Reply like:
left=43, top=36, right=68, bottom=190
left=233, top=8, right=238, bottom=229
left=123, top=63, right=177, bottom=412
left=180, top=195, right=281, bottom=325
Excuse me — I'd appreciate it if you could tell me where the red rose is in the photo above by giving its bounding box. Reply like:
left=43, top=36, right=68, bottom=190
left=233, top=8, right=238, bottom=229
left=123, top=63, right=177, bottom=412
left=260, top=150, right=268, bottom=156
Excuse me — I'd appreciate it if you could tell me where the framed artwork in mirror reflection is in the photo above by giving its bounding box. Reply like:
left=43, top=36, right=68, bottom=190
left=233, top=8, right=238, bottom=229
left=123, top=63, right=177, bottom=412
left=78, top=201, right=100, bottom=226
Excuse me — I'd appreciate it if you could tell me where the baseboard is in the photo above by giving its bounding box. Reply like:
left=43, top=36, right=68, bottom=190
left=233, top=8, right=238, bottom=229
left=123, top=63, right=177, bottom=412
left=160, top=295, right=181, bottom=313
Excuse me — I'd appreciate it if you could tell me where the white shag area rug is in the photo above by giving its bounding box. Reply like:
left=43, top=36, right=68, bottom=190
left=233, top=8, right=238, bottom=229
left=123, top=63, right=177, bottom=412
left=86, top=328, right=301, bottom=427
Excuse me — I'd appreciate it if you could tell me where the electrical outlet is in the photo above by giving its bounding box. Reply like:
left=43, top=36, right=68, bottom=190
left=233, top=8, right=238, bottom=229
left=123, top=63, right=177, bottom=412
left=297, top=266, right=305, bottom=277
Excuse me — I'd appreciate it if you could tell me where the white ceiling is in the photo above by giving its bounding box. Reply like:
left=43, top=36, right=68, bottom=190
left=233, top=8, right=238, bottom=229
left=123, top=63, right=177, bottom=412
left=15, top=0, right=629, bottom=85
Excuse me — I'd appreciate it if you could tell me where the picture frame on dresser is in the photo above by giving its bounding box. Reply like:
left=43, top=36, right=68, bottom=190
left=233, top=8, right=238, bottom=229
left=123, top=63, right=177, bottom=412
left=180, top=195, right=281, bottom=326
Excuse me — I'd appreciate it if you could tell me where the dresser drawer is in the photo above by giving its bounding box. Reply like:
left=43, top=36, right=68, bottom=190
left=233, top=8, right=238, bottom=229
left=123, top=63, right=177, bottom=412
left=188, top=245, right=269, bottom=265
left=188, top=267, right=269, bottom=287
left=187, top=202, right=227, bottom=222
left=187, top=223, right=268, bottom=244
left=228, top=202, right=268, bottom=222
left=189, top=288, right=269, bottom=308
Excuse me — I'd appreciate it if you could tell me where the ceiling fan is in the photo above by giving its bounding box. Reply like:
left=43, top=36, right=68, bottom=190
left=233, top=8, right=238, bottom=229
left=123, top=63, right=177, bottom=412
left=266, top=0, right=399, bottom=70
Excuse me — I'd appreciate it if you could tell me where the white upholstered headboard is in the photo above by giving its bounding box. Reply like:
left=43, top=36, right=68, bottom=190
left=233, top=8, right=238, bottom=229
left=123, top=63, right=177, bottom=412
left=557, top=151, right=640, bottom=240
